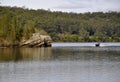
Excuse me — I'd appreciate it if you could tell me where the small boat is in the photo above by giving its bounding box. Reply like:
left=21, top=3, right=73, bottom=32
left=95, top=43, right=100, bottom=47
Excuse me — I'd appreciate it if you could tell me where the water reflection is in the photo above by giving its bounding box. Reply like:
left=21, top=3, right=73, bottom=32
left=0, top=45, right=120, bottom=82
left=0, top=48, right=52, bottom=62
left=0, top=47, right=120, bottom=62
left=51, top=47, right=120, bottom=62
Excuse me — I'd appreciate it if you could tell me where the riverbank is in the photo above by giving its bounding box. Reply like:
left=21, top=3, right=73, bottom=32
left=0, top=33, right=52, bottom=48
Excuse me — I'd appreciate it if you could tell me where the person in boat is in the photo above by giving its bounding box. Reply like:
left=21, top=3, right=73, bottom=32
left=95, top=42, right=100, bottom=47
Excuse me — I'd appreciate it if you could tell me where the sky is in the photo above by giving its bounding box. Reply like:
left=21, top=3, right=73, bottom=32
left=0, top=0, right=120, bottom=13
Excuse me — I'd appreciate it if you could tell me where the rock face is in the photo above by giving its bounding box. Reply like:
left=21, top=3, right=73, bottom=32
left=20, top=33, right=52, bottom=47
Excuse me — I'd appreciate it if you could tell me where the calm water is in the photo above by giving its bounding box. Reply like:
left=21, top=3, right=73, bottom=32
left=0, top=43, right=120, bottom=82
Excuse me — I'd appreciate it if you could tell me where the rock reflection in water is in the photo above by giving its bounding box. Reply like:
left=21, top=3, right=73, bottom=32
left=0, top=48, right=52, bottom=62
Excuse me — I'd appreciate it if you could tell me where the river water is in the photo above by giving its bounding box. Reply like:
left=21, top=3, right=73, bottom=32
left=0, top=43, right=120, bottom=82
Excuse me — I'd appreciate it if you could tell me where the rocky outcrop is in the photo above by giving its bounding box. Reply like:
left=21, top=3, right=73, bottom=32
left=20, top=33, right=52, bottom=47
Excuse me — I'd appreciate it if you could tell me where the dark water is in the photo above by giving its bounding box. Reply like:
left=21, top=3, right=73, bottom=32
left=0, top=43, right=120, bottom=82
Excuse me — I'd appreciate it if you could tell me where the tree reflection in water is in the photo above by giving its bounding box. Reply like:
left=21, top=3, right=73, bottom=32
left=0, top=48, right=52, bottom=62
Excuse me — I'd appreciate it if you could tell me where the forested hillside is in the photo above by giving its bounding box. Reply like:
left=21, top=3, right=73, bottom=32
left=0, top=6, right=120, bottom=42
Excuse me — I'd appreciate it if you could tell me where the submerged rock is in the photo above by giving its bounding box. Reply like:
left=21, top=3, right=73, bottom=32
left=20, top=33, right=52, bottom=47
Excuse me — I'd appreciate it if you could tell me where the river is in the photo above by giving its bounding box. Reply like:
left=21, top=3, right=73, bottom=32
left=0, top=42, right=120, bottom=82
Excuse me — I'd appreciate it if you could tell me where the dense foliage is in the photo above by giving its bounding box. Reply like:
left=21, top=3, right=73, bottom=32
left=0, top=6, right=120, bottom=42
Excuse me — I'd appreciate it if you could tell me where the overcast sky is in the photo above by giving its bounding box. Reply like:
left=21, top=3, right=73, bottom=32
left=0, top=0, right=120, bottom=13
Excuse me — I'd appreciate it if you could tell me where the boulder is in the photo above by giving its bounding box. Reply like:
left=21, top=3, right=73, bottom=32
left=20, top=33, right=52, bottom=47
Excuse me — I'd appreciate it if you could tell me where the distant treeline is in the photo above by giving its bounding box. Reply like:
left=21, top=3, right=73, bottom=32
left=0, top=6, right=120, bottom=42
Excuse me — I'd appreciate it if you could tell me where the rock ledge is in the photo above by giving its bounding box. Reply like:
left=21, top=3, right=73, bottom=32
left=20, top=33, right=52, bottom=47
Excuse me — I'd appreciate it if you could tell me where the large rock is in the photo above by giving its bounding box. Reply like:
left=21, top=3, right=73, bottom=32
left=20, top=33, right=52, bottom=47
